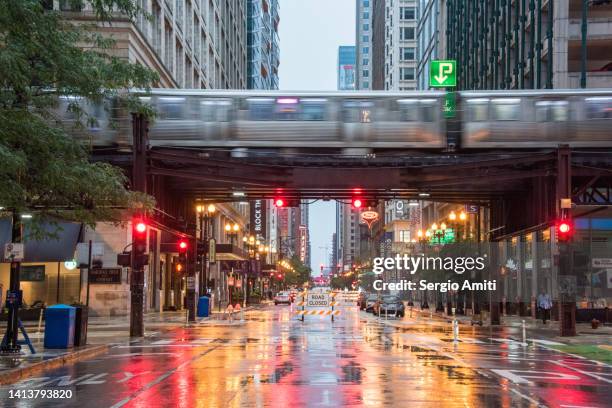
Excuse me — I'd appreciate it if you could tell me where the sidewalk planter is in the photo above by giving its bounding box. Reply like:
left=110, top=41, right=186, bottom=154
left=72, top=305, right=88, bottom=347
left=44, top=304, right=76, bottom=349
left=197, top=296, right=210, bottom=318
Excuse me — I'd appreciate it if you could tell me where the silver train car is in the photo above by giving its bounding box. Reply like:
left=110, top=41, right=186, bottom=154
left=461, top=89, right=612, bottom=148
left=55, top=89, right=612, bottom=150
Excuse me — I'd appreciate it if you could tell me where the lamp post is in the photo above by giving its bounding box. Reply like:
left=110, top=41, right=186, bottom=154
left=225, top=223, right=240, bottom=245
left=196, top=204, right=216, bottom=296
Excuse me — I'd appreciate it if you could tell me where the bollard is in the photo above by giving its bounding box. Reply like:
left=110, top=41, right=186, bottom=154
left=522, top=319, right=526, bottom=345
left=37, top=308, right=44, bottom=344
left=185, top=308, right=189, bottom=327
left=453, top=319, right=459, bottom=343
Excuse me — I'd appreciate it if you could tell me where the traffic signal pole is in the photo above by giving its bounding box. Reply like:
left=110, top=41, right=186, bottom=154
left=130, top=113, right=148, bottom=337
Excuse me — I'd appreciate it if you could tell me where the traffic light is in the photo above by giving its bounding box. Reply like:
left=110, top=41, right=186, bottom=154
left=176, top=239, right=188, bottom=273
left=351, top=197, right=377, bottom=209
left=131, top=217, right=148, bottom=269
left=178, top=239, right=188, bottom=254
left=556, top=219, right=573, bottom=242
left=274, top=198, right=300, bottom=208
left=352, top=198, right=363, bottom=209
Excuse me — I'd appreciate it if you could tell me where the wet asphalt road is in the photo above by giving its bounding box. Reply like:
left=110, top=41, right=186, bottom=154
left=1, top=304, right=611, bottom=407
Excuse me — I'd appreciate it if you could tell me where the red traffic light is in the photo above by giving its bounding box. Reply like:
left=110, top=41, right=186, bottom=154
left=134, top=220, right=147, bottom=234
left=178, top=240, right=188, bottom=252
left=556, top=219, right=573, bottom=241
left=274, top=198, right=285, bottom=207
left=352, top=198, right=362, bottom=209
left=277, top=273, right=282, bottom=279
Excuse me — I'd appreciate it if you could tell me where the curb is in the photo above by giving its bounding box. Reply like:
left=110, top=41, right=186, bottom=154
left=0, top=344, right=109, bottom=385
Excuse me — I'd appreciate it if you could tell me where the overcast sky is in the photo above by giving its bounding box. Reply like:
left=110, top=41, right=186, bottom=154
left=278, top=0, right=355, bottom=273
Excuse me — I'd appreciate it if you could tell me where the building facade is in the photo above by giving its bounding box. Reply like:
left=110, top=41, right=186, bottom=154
left=247, top=0, right=280, bottom=89
left=338, top=46, right=357, bottom=90
left=427, top=0, right=612, bottom=90
left=416, top=0, right=447, bottom=90
left=356, top=0, right=373, bottom=90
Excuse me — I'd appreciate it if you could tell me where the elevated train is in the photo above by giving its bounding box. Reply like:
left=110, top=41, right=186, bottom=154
left=58, top=89, right=612, bottom=152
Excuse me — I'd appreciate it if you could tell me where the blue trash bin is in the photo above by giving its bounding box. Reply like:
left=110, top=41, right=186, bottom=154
left=197, top=296, right=210, bottom=318
left=44, top=304, right=76, bottom=348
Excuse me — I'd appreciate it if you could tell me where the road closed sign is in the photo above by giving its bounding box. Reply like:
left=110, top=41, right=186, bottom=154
left=307, top=293, right=330, bottom=307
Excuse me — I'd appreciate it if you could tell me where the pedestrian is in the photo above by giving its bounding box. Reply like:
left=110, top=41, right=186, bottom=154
left=537, top=291, right=552, bottom=324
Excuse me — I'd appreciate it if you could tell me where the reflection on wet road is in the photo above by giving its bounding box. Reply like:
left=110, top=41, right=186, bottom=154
left=2, top=305, right=611, bottom=407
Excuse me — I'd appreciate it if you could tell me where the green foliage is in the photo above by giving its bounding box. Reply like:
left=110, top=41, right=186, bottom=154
left=331, top=274, right=355, bottom=290
left=0, top=1, right=158, bottom=232
left=283, top=256, right=312, bottom=287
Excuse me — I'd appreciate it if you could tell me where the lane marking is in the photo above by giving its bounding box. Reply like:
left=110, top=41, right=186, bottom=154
left=550, top=360, right=612, bottom=384
left=491, top=369, right=581, bottom=385
left=110, top=343, right=223, bottom=408
left=510, top=388, right=546, bottom=408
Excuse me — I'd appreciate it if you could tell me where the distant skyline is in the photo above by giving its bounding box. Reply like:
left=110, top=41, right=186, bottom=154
left=278, top=0, right=355, bottom=272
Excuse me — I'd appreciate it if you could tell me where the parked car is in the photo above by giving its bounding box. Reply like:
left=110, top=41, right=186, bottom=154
left=373, top=295, right=405, bottom=317
left=274, top=291, right=291, bottom=305
left=364, top=294, right=379, bottom=313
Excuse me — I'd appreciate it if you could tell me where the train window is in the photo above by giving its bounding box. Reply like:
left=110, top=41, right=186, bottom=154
left=585, top=97, right=612, bottom=120
left=535, top=101, right=568, bottom=122
left=274, top=98, right=301, bottom=121
left=466, top=99, right=489, bottom=121
left=200, top=100, right=232, bottom=122
left=419, top=99, right=436, bottom=122
left=398, top=99, right=418, bottom=121
left=247, top=98, right=275, bottom=121
left=342, top=101, right=374, bottom=123
left=158, top=97, right=186, bottom=120
left=491, top=99, right=521, bottom=121
left=301, top=99, right=327, bottom=121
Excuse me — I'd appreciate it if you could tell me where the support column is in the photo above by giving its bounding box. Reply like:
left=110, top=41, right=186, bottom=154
left=1, top=214, right=22, bottom=353
left=557, top=145, right=575, bottom=336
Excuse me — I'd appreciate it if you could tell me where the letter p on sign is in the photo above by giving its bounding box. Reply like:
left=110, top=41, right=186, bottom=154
left=430, top=60, right=457, bottom=87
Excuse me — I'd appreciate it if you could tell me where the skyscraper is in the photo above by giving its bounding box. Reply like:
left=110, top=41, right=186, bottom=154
left=338, top=46, right=357, bottom=90
left=247, top=0, right=280, bottom=89
left=355, top=0, right=373, bottom=90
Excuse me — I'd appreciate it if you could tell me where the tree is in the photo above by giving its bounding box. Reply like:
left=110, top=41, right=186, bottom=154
left=0, top=0, right=158, bottom=230
left=284, top=256, right=311, bottom=287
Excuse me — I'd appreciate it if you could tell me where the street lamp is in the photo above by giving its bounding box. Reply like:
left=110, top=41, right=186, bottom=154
left=196, top=203, right=216, bottom=295
left=225, top=223, right=239, bottom=245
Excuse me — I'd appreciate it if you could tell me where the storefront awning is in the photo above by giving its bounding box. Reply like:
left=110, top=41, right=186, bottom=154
left=0, top=217, right=81, bottom=262
left=215, top=244, right=248, bottom=261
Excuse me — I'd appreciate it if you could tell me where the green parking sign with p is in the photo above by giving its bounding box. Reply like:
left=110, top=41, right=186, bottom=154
left=430, top=60, right=456, bottom=88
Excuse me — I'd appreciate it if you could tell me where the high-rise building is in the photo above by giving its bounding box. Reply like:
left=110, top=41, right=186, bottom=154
left=416, top=0, right=447, bottom=90
left=335, top=202, right=361, bottom=272
left=247, top=0, right=280, bottom=89
left=419, top=1, right=612, bottom=90
left=338, top=46, right=357, bottom=90
left=58, top=0, right=248, bottom=89
left=370, top=0, right=419, bottom=90
left=355, top=0, right=373, bottom=90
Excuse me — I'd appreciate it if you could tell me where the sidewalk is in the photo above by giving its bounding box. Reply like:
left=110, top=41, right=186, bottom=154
left=401, top=306, right=612, bottom=347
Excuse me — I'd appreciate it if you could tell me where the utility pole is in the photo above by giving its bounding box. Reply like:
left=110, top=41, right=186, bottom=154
left=130, top=113, right=148, bottom=337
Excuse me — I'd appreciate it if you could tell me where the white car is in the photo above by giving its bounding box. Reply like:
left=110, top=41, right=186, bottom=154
left=274, top=291, right=291, bottom=305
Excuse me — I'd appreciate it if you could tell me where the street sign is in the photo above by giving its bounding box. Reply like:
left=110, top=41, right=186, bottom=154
left=306, top=293, right=330, bottom=307
left=465, top=204, right=479, bottom=214
left=209, top=238, right=216, bottom=264
left=89, top=268, right=122, bottom=284
left=430, top=60, right=457, bottom=88
left=4, top=243, right=24, bottom=261
left=77, top=242, right=104, bottom=266
left=592, top=258, right=612, bottom=268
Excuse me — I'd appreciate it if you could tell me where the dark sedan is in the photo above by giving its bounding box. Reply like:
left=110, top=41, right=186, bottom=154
left=373, top=296, right=405, bottom=317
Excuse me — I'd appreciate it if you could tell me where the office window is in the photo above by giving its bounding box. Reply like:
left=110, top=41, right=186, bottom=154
left=363, top=12, right=370, bottom=19
left=401, top=67, right=415, bottom=80
left=400, top=7, right=416, bottom=20
left=363, top=59, right=369, bottom=66
left=362, top=35, right=369, bottom=42
left=363, top=69, right=369, bottom=77
left=363, top=0, right=369, bottom=7
left=400, top=27, right=415, bottom=40
left=363, top=81, right=370, bottom=88
left=399, top=230, right=410, bottom=243
left=363, top=24, right=369, bottom=31
left=363, top=46, right=369, bottom=54
left=401, top=47, right=415, bottom=61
